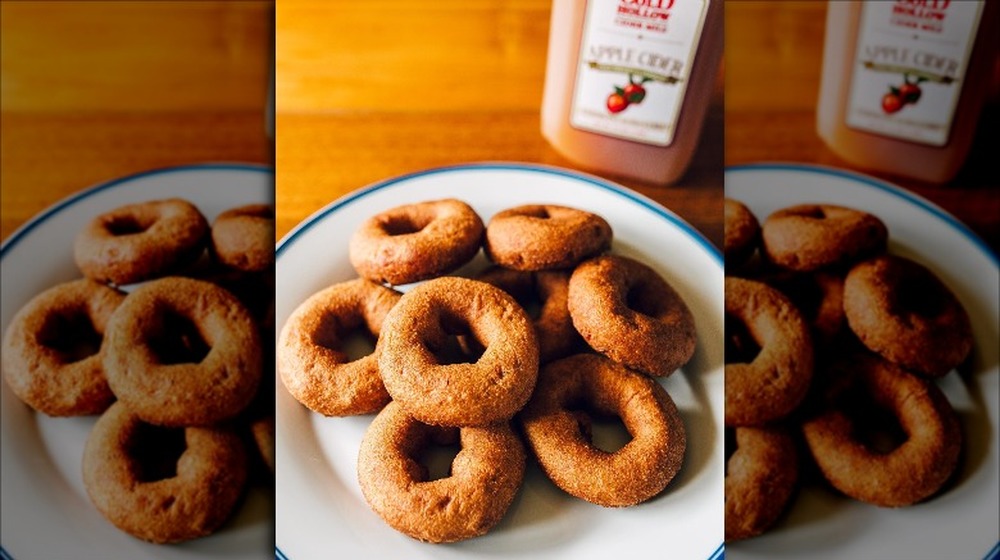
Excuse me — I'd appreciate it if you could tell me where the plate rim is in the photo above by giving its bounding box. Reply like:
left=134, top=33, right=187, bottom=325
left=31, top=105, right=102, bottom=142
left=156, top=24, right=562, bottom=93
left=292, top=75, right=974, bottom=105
left=0, top=161, right=274, bottom=560
left=726, top=161, right=999, bottom=560
left=725, top=161, right=998, bottom=266
left=274, top=161, right=725, bottom=560
left=1, top=161, right=274, bottom=257
left=276, top=161, right=722, bottom=266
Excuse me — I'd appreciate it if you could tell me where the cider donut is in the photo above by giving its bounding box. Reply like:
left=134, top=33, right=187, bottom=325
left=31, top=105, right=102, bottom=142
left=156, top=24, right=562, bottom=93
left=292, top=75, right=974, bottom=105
left=210, top=203, right=275, bottom=272
left=348, top=199, right=484, bottom=285
left=102, top=276, right=262, bottom=427
left=484, top=204, right=612, bottom=271
left=82, top=402, right=248, bottom=543
left=73, top=198, right=209, bottom=285
left=474, top=266, right=580, bottom=364
left=765, top=271, right=846, bottom=350
left=761, top=203, right=888, bottom=272
left=357, top=401, right=525, bottom=543
left=724, top=198, right=760, bottom=268
left=278, top=278, right=401, bottom=416
left=2, top=279, right=124, bottom=416
left=377, top=276, right=538, bottom=427
left=725, top=426, right=799, bottom=541
left=568, top=254, right=696, bottom=378
left=519, top=353, right=686, bottom=507
left=801, top=352, right=961, bottom=507
left=725, top=277, right=812, bottom=426
left=843, top=255, right=972, bottom=378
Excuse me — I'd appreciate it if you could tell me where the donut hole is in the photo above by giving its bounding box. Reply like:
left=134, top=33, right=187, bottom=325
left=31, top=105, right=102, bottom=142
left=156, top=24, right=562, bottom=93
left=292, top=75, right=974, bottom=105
left=725, top=313, right=761, bottom=364
left=311, top=313, right=376, bottom=362
left=520, top=207, right=551, bottom=220
left=381, top=214, right=432, bottom=236
left=146, top=309, right=211, bottom=365
left=127, top=422, right=187, bottom=482
left=839, top=387, right=908, bottom=454
left=798, top=207, right=827, bottom=220
left=243, top=205, right=274, bottom=220
left=105, top=215, right=154, bottom=236
left=893, top=277, right=946, bottom=318
left=416, top=428, right=461, bottom=482
left=567, top=400, right=632, bottom=453
left=427, top=311, right=485, bottom=365
left=38, top=309, right=102, bottom=362
left=625, top=281, right=665, bottom=318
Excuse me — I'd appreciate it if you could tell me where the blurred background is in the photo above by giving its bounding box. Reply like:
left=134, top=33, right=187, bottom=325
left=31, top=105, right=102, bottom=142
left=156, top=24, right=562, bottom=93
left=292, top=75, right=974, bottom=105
left=274, top=0, right=725, bottom=247
left=0, top=0, right=273, bottom=241
left=726, top=1, right=998, bottom=254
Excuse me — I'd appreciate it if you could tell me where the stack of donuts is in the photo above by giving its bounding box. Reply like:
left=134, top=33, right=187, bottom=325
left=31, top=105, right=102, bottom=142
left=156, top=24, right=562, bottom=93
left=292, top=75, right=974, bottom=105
left=2, top=198, right=275, bottom=544
left=723, top=199, right=970, bottom=541
left=278, top=198, right=696, bottom=543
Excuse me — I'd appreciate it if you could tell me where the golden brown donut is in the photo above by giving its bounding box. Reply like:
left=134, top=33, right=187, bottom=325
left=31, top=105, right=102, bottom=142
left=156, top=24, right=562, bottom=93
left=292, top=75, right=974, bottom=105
left=843, top=255, right=972, bottom=378
left=725, top=426, right=799, bottom=541
left=725, top=277, right=812, bottom=426
left=519, top=353, right=686, bottom=507
left=102, top=276, right=262, bottom=427
left=2, top=279, right=124, bottom=416
left=761, top=203, right=888, bottom=272
left=724, top=198, right=761, bottom=268
left=357, top=400, right=525, bottom=543
left=801, top=352, right=961, bottom=507
left=278, top=278, right=401, bottom=416
left=73, top=198, right=209, bottom=285
left=377, top=276, right=538, bottom=427
left=474, top=266, right=580, bottom=364
left=483, top=204, right=612, bottom=271
left=210, top=203, right=275, bottom=272
left=348, top=199, right=484, bottom=285
left=568, top=254, right=696, bottom=378
left=765, top=270, right=846, bottom=350
left=82, top=402, right=248, bottom=543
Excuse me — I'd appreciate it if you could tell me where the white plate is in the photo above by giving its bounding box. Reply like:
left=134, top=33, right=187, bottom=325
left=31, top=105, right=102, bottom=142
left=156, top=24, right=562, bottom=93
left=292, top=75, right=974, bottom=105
left=0, top=163, right=275, bottom=560
left=725, top=163, right=1000, bottom=560
left=274, top=163, right=725, bottom=560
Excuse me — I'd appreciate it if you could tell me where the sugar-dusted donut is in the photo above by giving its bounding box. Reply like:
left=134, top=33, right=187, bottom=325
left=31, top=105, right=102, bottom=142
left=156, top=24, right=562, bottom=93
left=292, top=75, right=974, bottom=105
left=724, top=198, right=761, bottom=268
left=474, top=266, right=580, bottom=364
left=349, top=199, right=484, bottom=285
left=483, top=204, right=612, bottom=271
left=357, top=401, right=525, bottom=543
left=377, top=276, right=538, bottom=427
left=210, top=203, right=274, bottom=272
left=725, top=426, right=799, bottom=541
left=519, top=353, right=686, bottom=507
left=102, top=276, right=262, bottom=427
left=761, top=203, right=887, bottom=272
left=568, top=254, right=696, bottom=378
left=2, top=278, right=125, bottom=416
left=73, top=198, right=209, bottom=285
left=82, top=402, right=248, bottom=543
left=278, top=278, right=401, bottom=416
left=801, top=352, right=961, bottom=507
left=843, top=255, right=972, bottom=378
left=725, top=277, right=812, bottom=426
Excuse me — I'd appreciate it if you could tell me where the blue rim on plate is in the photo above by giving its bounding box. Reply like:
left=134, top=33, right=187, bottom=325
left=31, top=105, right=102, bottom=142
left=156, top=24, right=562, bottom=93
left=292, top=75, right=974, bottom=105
left=0, top=162, right=273, bottom=560
left=1, top=162, right=274, bottom=257
left=274, top=161, right=724, bottom=560
left=727, top=162, right=998, bottom=560
left=726, top=162, right=997, bottom=265
left=276, top=161, right=722, bottom=266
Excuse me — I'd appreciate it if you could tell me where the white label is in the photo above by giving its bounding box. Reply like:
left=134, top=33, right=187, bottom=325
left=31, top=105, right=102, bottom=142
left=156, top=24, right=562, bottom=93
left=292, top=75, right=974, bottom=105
left=570, top=0, right=709, bottom=146
left=845, top=0, right=983, bottom=146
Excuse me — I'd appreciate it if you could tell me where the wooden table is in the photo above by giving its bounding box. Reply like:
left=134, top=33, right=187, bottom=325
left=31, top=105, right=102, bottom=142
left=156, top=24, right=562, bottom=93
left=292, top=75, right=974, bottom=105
left=275, top=0, right=724, bottom=249
left=726, top=1, right=999, bottom=255
left=0, top=1, right=272, bottom=243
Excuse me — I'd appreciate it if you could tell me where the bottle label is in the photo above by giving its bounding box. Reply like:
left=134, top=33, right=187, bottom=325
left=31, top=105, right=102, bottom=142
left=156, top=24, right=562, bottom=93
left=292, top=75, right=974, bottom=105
left=569, top=0, right=709, bottom=146
left=845, top=0, right=983, bottom=147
